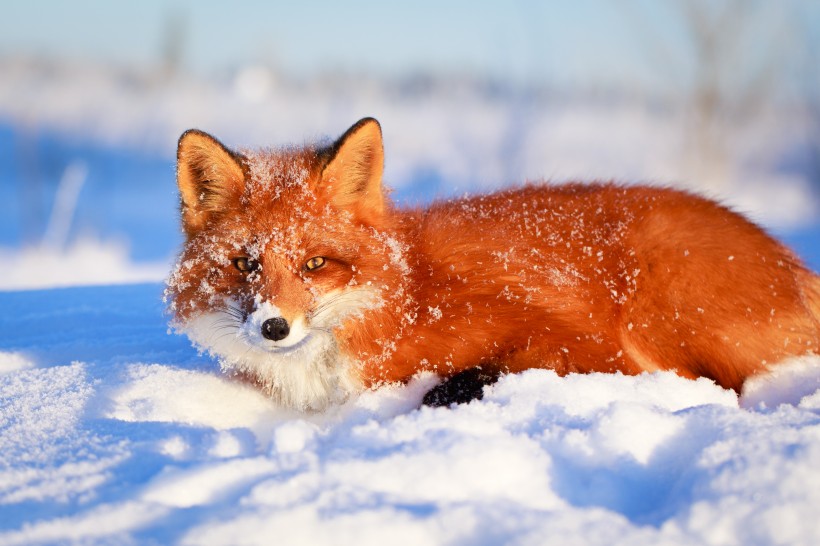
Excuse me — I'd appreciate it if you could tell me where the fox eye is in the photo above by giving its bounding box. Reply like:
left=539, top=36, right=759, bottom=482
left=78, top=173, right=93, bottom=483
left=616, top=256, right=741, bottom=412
left=233, top=257, right=259, bottom=273
left=304, top=256, right=326, bottom=271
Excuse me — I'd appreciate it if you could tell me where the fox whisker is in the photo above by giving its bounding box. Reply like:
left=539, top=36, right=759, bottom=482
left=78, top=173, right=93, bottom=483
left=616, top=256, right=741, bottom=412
left=310, top=292, right=374, bottom=324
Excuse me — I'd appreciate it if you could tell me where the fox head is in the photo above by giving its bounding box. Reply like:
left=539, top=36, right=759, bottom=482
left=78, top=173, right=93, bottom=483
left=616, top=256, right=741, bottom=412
left=165, top=118, right=412, bottom=410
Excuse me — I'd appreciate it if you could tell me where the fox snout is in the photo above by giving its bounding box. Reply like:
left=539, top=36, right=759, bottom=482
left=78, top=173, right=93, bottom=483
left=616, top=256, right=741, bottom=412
left=262, top=317, right=290, bottom=341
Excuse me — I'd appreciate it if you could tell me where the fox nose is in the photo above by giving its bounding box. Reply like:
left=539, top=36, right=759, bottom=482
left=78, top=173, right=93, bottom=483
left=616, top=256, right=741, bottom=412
left=261, top=317, right=290, bottom=341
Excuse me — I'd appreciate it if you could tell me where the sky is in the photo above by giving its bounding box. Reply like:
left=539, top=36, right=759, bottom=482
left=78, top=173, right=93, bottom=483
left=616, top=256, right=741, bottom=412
left=0, top=0, right=727, bottom=91
left=2, top=1, right=817, bottom=99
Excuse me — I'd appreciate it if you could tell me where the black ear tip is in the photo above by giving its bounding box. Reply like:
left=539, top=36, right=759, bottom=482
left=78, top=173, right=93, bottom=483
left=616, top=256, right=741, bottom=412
left=177, top=130, right=241, bottom=164
left=177, top=129, right=209, bottom=155
left=352, top=117, right=381, bottom=134
left=332, top=118, right=383, bottom=154
left=178, top=128, right=206, bottom=144
left=178, top=128, right=228, bottom=146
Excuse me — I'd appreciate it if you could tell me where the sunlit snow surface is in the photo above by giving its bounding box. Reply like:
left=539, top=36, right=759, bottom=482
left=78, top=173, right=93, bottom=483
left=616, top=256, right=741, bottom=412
left=1, top=284, right=819, bottom=545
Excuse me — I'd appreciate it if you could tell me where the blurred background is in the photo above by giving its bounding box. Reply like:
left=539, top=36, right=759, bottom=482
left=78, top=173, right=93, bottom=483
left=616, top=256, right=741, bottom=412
left=1, top=0, right=819, bottom=290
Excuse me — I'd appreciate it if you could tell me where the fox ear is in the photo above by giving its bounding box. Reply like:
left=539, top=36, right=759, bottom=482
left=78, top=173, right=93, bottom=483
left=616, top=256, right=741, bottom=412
left=320, top=118, right=385, bottom=223
left=176, top=130, right=245, bottom=235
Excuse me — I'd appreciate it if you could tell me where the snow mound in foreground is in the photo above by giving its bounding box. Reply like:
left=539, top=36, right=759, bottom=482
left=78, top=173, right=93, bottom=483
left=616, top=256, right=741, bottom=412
left=740, top=357, right=820, bottom=410
left=0, top=284, right=819, bottom=545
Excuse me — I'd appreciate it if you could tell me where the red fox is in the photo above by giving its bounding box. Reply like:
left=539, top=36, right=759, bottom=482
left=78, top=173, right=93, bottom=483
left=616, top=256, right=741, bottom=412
left=166, top=118, right=820, bottom=410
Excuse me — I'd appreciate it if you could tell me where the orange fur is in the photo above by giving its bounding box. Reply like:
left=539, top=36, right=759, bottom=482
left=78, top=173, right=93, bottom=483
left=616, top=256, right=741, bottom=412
left=166, top=118, right=820, bottom=405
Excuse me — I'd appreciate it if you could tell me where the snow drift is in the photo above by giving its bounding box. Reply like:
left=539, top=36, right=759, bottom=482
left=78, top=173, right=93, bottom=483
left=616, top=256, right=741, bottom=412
left=1, top=283, right=819, bottom=545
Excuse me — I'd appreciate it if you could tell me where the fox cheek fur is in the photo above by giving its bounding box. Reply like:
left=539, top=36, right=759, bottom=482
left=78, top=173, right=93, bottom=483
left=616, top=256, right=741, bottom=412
left=166, top=117, right=820, bottom=411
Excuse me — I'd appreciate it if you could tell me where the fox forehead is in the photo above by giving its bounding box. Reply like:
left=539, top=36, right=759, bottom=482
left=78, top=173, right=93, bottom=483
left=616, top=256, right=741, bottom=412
left=239, top=147, right=323, bottom=203
left=202, top=149, right=341, bottom=257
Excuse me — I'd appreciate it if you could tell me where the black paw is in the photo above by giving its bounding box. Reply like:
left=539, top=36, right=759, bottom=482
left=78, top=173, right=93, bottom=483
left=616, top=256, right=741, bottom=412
left=422, top=368, right=499, bottom=407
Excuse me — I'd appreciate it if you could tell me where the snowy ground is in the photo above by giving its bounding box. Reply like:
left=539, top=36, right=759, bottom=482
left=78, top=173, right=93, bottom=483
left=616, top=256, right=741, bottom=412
left=1, top=284, right=820, bottom=545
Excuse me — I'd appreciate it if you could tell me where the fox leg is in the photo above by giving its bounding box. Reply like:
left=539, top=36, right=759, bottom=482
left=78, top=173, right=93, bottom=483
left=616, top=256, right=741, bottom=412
left=422, top=367, right=501, bottom=407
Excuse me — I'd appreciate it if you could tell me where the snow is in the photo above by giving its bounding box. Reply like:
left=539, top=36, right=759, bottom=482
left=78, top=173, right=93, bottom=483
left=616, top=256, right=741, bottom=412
left=1, top=284, right=819, bottom=545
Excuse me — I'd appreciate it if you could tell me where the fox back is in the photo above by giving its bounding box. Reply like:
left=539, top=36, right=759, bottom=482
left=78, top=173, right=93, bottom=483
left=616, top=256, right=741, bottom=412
left=166, top=118, right=820, bottom=410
